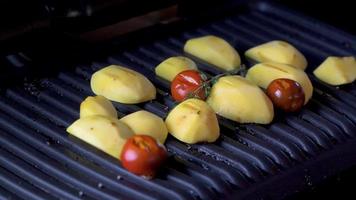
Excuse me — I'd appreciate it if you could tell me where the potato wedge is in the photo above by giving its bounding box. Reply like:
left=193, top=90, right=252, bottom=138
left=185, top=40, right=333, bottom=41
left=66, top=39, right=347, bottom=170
left=313, top=56, right=356, bottom=85
left=67, top=116, right=134, bottom=158
left=80, top=95, right=117, bottom=118
left=91, top=65, right=156, bottom=104
left=120, top=110, right=168, bottom=144
left=184, top=35, right=241, bottom=71
left=245, top=40, right=307, bottom=70
left=155, top=56, right=198, bottom=81
left=246, top=62, right=313, bottom=104
left=207, top=76, right=274, bottom=124
left=165, top=98, right=219, bottom=144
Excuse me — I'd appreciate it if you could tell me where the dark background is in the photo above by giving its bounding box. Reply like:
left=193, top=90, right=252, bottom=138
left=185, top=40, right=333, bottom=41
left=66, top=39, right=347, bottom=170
left=276, top=0, right=356, bottom=35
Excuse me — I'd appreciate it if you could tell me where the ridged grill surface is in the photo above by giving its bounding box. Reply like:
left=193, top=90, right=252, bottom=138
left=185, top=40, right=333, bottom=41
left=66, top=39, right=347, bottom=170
left=0, top=1, right=356, bottom=199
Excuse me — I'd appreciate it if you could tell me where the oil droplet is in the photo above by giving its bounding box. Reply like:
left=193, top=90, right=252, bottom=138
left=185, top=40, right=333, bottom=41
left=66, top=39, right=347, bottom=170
left=78, top=191, right=84, bottom=197
left=201, top=164, right=209, bottom=170
left=304, top=175, right=313, bottom=187
left=97, top=182, right=104, bottom=188
left=116, top=175, right=122, bottom=180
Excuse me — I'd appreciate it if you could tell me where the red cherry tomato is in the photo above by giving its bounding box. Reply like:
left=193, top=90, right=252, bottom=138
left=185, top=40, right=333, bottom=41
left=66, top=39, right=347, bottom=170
left=267, top=78, right=305, bottom=112
left=171, top=70, right=206, bottom=102
left=120, top=135, right=167, bottom=178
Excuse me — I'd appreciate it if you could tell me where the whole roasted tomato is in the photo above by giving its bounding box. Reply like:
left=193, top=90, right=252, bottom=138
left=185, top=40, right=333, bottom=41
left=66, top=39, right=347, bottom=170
left=267, top=78, right=305, bottom=112
left=120, top=135, right=167, bottom=179
left=171, top=70, right=206, bottom=102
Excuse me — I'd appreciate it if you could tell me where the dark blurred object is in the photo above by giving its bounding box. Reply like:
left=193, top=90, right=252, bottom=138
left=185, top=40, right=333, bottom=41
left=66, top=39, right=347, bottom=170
left=0, top=0, right=48, bottom=42
left=0, top=0, right=46, bottom=26
left=49, top=0, right=177, bottom=33
left=0, top=0, right=177, bottom=42
left=0, top=0, right=179, bottom=86
left=0, top=0, right=244, bottom=68
left=3, top=0, right=355, bottom=43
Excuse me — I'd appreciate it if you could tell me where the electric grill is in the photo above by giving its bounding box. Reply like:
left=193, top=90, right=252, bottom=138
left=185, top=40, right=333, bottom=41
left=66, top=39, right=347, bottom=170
left=0, top=0, right=356, bottom=199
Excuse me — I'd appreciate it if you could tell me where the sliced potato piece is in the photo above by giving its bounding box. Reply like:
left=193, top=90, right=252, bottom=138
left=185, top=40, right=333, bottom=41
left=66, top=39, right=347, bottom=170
left=184, top=35, right=241, bottom=71
left=91, top=65, right=156, bottom=104
left=67, top=116, right=134, bottom=158
left=245, top=40, right=307, bottom=70
left=246, top=62, right=313, bottom=104
left=313, top=56, right=356, bottom=85
left=155, top=56, right=198, bottom=81
left=120, top=110, right=168, bottom=144
left=80, top=95, right=117, bottom=118
left=207, top=75, right=274, bottom=124
left=165, top=98, right=219, bottom=144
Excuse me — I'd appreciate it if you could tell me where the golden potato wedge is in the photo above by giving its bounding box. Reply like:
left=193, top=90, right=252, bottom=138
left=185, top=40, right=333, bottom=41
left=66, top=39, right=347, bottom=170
left=67, top=116, right=134, bottom=158
left=245, top=40, right=307, bottom=70
left=120, top=110, right=168, bottom=144
left=313, top=56, right=356, bottom=85
left=246, top=62, right=313, bottom=104
left=80, top=95, right=117, bottom=118
left=184, top=35, right=241, bottom=71
left=165, top=98, right=219, bottom=144
left=155, top=56, right=198, bottom=81
left=207, top=76, right=274, bottom=124
left=91, top=65, right=156, bottom=104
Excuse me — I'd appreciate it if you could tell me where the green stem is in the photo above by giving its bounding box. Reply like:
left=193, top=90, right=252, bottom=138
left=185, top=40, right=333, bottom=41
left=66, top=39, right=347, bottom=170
left=184, top=64, right=246, bottom=100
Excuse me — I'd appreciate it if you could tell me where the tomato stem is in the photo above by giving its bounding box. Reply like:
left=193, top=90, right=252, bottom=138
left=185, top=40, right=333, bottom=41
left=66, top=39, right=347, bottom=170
left=184, top=64, right=246, bottom=100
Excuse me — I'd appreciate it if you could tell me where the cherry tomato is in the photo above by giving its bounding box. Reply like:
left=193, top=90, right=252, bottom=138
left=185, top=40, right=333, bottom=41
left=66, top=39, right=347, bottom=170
left=267, top=78, right=305, bottom=112
left=171, top=70, right=206, bottom=102
left=120, top=135, right=167, bottom=178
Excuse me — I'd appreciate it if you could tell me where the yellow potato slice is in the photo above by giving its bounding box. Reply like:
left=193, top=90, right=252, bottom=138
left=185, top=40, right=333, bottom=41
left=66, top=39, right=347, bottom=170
left=184, top=35, right=241, bottom=71
left=91, top=65, right=156, bottom=104
left=80, top=95, right=117, bottom=118
left=120, top=110, right=168, bottom=144
left=155, top=56, right=198, bottom=81
left=165, top=98, right=220, bottom=144
left=245, top=40, right=307, bottom=70
left=207, top=75, right=274, bottom=124
left=67, top=116, right=134, bottom=158
left=313, top=56, right=356, bottom=85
